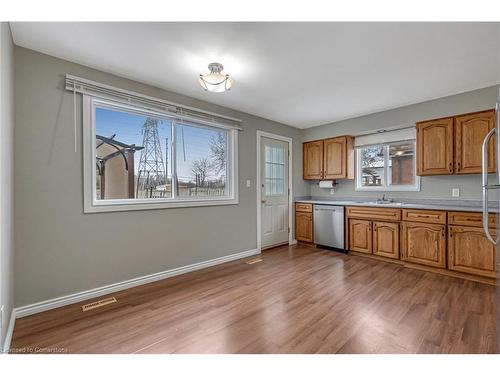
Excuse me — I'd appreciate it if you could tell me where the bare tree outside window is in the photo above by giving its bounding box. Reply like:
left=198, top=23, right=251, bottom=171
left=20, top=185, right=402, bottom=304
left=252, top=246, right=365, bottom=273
left=191, top=157, right=211, bottom=186
left=176, top=123, right=229, bottom=197
left=209, top=132, right=227, bottom=174
left=360, top=145, right=384, bottom=186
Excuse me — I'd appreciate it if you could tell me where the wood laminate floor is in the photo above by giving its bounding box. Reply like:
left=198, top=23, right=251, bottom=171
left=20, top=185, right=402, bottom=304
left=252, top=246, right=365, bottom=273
left=10, top=245, right=498, bottom=354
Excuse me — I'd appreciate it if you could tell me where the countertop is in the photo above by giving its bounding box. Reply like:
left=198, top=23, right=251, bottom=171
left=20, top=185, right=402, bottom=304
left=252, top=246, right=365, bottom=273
left=294, top=197, right=497, bottom=213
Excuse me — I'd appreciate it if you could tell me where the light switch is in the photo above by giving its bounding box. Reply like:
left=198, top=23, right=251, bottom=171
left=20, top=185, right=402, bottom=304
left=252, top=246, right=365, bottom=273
left=452, top=188, right=460, bottom=197
left=246, top=179, right=251, bottom=188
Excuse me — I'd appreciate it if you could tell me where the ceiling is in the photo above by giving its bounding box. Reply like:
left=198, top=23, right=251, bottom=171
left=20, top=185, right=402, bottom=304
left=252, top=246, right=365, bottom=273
left=10, top=22, right=500, bottom=129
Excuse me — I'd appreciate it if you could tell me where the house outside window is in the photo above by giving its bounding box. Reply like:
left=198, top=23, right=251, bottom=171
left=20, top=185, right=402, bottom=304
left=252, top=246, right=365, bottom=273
left=355, top=128, right=420, bottom=192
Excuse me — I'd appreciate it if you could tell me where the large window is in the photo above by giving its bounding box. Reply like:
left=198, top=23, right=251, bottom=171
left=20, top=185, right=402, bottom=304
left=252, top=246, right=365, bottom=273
left=84, top=97, right=238, bottom=212
left=356, top=140, right=420, bottom=191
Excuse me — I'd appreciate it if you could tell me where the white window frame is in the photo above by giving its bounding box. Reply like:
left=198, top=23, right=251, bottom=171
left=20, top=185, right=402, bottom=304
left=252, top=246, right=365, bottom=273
left=355, top=140, right=420, bottom=192
left=83, top=96, right=238, bottom=213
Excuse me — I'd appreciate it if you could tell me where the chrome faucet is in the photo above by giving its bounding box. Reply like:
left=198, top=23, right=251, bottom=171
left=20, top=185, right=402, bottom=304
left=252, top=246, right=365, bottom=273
left=376, top=194, right=393, bottom=204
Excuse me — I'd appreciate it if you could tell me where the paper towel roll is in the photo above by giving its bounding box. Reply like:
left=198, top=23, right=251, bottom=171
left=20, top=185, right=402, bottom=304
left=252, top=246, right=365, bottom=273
left=318, top=180, right=335, bottom=189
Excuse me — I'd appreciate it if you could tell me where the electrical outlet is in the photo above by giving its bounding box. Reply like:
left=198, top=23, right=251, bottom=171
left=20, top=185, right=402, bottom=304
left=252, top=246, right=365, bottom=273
left=452, top=188, right=460, bottom=197
left=246, top=179, right=251, bottom=188
left=330, top=189, right=335, bottom=195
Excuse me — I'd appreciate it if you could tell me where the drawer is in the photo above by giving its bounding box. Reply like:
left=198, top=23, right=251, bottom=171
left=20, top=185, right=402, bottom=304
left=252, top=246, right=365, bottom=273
left=346, top=206, right=401, bottom=221
left=295, top=203, right=313, bottom=213
left=448, top=211, right=497, bottom=228
left=402, top=209, right=446, bottom=224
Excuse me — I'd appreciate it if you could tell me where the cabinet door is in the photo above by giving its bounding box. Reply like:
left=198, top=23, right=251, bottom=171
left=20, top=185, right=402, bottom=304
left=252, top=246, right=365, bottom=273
left=402, top=222, right=446, bottom=268
left=295, top=212, right=313, bottom=242
left=373, top=221, right=400, bottom=259
left=416, top=118, right=454, bottom=175
left=303, top=141, right=323, bottom=180
left=448, top=226, right=497, bottom=278
left=348, top=219, right=372, bottom=253
left=455, top=110, right=496, bottom=174
left=323, top=136, right=346, bottom=179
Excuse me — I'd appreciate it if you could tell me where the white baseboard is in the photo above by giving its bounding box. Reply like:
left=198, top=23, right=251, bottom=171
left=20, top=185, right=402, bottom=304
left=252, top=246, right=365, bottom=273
left=290, top=239, right=298, bottom=245
left=14, top=248, right=260, bottom=320
left=2, top=309, right=16, bottom=354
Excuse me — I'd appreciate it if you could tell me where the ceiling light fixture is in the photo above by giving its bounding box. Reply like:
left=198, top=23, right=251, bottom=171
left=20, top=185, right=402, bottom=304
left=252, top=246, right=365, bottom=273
left=198, top=62, right=233, bottom=93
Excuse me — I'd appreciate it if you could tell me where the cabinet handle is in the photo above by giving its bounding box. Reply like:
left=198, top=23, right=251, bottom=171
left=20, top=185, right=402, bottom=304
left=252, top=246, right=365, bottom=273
left=441, top=227, right=445, bottom=237
left=449, top=162, right=453, bottom=172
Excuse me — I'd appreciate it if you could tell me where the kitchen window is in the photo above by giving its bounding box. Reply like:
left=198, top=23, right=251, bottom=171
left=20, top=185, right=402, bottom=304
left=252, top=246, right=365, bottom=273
left=83, top=96, right=238, bottom=212
left=355, top=130, right=420, bottom=192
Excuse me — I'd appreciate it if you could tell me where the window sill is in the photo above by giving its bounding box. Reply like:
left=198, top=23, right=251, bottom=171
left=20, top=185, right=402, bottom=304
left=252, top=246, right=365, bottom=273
left=355, top=186, right=421, bottom=192
left=84, top=197, right=239, bottom=213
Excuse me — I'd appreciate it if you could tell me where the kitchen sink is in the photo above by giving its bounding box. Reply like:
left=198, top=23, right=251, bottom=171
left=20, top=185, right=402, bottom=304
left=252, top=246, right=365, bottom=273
left=361, top=201, right=403, bottom=206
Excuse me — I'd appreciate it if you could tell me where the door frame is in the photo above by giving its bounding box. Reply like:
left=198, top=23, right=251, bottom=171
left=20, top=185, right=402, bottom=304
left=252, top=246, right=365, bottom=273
left=256, top=130, right=294, bottom=252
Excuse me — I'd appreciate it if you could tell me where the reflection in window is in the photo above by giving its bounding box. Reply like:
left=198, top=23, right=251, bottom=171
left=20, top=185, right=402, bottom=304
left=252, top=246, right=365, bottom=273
left=388, top=142, right=416, bottom=186
left=265, top=145, right=285, bottom=196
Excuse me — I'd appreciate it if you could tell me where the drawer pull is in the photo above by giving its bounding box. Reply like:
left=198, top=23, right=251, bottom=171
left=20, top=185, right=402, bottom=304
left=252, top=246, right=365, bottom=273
left=412, top=214, right=435, bottom=218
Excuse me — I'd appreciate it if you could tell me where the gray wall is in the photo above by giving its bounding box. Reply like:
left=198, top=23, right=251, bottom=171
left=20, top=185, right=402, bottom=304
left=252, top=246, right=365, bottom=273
left=14, top=47, right=308, bottom=307
left=0, top=23, right=14, bottom=348
left=304, top=86, right=498, bottom=200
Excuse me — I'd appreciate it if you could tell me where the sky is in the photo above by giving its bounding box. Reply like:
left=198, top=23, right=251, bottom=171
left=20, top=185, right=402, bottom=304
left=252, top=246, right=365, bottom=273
left=95, top=107, right=226, bottom=181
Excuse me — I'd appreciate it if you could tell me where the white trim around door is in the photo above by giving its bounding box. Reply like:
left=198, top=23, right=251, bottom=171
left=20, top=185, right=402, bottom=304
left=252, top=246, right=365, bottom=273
left=256, top=131, right=294, bottom=251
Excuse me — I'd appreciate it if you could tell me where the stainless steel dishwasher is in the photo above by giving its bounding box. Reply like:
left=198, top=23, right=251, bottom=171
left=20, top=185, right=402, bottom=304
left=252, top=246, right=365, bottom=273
left=313, top=205, right=346, bottom=252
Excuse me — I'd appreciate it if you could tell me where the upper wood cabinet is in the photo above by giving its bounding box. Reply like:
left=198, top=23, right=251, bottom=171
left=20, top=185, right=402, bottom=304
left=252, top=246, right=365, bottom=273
left=416, top=109, right=496, bottom=176
left=303, top=140, right=323, bottom=179
left=455, top=110, right=496, bottom=174
left=323, top=136, right=354, bottom=180
left=416, top=117, right=454, bottom=175
left=303, top=136, right=354, bottom=180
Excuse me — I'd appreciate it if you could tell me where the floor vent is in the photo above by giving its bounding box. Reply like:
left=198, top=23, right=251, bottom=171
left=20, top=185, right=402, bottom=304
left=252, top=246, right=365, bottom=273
left=245, top=258, right=263, bottom=265
left=81, top=297, right=117, bottom=312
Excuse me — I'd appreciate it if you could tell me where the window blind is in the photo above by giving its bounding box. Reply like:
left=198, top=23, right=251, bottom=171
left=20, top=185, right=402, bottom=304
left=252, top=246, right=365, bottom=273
left=65, top=74, right=243, bottom=130
left=354, top=127, right=416, bottom=147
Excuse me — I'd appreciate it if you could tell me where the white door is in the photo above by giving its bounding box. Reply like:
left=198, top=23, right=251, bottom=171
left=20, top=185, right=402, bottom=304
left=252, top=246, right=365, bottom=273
left=260, top=137, right=289, bottom=249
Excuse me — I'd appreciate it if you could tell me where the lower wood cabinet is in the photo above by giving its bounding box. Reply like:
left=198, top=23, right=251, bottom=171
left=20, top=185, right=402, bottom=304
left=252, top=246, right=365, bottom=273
left=373, top=221, right=400, bottom=259
left=314, top=205, right=497, bottom=283
left=295, top=211, right=313, bottom=243
left=402, top=222, right=447, bottom=268
left=448, top=225, right=497, bottom=278
left=348, top=219, right=372, bottom=253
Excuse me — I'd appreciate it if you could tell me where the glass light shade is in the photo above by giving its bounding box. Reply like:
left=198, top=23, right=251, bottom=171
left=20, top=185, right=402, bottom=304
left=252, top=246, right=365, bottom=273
left=198, top=73, right=233, bottom=93
left=198, top=63, right=233, bottom=93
